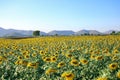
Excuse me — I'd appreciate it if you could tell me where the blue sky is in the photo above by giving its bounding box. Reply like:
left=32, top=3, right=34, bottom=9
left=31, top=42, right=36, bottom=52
left=0, top=0, right=120, bottom=32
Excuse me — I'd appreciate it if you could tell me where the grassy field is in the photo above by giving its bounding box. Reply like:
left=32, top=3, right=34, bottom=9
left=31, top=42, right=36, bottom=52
left=0, top=36, right=120, bottom=80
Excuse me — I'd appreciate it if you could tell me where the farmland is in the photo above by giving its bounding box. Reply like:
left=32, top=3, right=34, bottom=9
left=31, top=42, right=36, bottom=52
left=0, top=36, right=120, bottom=80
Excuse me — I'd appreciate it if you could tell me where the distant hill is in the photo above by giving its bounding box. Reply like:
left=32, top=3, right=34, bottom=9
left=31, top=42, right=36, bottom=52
left=103, top=30, right=119, bottom=34
left=40, top=31, right=47, bottom=36
left=0, top=27, right=120, bottom=37
left=75, top=30, right=89, bottom=35
left=4, top=32, right=27, bottom=37
left=47, top=30, right=75, bottom=35
left=75, top=30, right=102, bottom=35
left=0, top=27, right=47, bottom=37
left=89, top=30, right=102, bottom=35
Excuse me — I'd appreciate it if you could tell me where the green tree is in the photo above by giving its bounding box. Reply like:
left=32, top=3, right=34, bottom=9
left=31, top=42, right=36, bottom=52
left=110, top=31, right=116, bottom=35
left=84, top=33, right=90, bottom=35
left=33, top=30, right=40, bottom=36
left=55, top=34, right=58, bottom=36
left=116, top=32, right=120, bottom=35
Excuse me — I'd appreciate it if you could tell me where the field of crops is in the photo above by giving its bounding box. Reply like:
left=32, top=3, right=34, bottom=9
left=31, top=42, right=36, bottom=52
left=0, top=36, right=120, bottom=80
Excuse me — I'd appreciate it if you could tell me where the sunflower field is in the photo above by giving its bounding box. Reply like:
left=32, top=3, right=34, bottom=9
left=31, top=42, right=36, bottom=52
left=0, top=35, right=120, bottom=80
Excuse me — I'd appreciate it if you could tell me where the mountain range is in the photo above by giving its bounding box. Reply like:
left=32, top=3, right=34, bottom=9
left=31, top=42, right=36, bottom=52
left=0, top=27, right=119, bottom=37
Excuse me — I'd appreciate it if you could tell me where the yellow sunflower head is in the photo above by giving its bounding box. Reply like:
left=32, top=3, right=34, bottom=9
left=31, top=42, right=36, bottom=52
left=40, top=50, right=45, bottom=55
left=113, top=49, right=119, bottom=54
left=90, top=54, right=96, bottom=60
left=70, top=59, right=79, bottom=66
left=45, top=68, right=57, bottom=75
left=22, top=51, right=28, bottom=56
left=95, top=56, right=103, bottom=60
left=108, top=63, right=118, bottom=70
left=66, top=54, right=72, bottom=58
left=51, top=56, right=57, bottom=62
left=96, top=77, right=108, bottom=80
left=17, top=56, right=23, bottom=59
left=27, top=62, right=38, bottom=69
left=42, top=56, right=46, bottom=60
left=44, top=57, right=51, bottom=62
left=61, top=71, right=74, bottom=80
left=15, top=60, right=23, bottom=65
left=80, top=59, right=88, bottom=65
left=32, top=53, right=37, bottom=57
left=0, top=58, right=3, bottom=64
left=116, top=71, right=120, bottom=78
left=22, top=60, right=28, bottom=66
left=0, top=56, right=7, bottom=61
left=24, top=55, right=30, bottom=59
left=57, top=61, right=65, bottom=68
left=112, top=56, right=119, bottom=61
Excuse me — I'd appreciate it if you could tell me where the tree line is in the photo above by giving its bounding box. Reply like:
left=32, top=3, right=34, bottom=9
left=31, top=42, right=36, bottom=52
left=110, top=31, right=120, bottom=35
left=32, top=30, right=120, bottom=37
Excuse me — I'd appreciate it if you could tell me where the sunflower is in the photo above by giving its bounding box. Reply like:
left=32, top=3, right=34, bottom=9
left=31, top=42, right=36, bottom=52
left=24, top=55, right=30, bottom=59
left=80, top=59, right=88, bottom=65
left=116, top=71, right=120, bottom=78
left=108, top=63, right=118, bottom=70
left=65, top=73, right=74, bottom=80
left=95, top=56, right=103, bottom=60
left=45, top=68, right=57, bottom=75
left=27, top=62, right=38, bottom=69
left=61, top=72, right=67, bottom=78
left=71, top=56, right=76, bottom=59
left=96, top=77, right=108, bottom=80
left=66, top=54, right=72, bottom=58
left=112, top=56, right=119, bottom=61
left=15, top=60, right=23, bottom=65
left=32, top=53, right=37, bottom=57
left=105, top=53, right=112, bottom=57
left=103, top=50, right=109, bottom=54
left=44, top=57, right=51, bottom=62
left=55, top=52, right=59, bottom=56
left=40, top=50, right=45, bottom=55
left=90, top=54, right=96, bottom=60
left=42, top=56, right=46, bottom=60
left=0, top=56, right=2, bottom=59
left=9, top=52, right=14, bottom=55
left=70, top=59, right=79, bottom=66
left=17, top=56, right=23, bottom=59
left=61, top=72, right=74, bottom=80
left=113, top=49, right=119, bottom=54
left=0, top=56, right=7, bottom=61
left=57, top=61, right=65, bottom=68
left=0, top=58, right=2, bottom=64
left=22, top=60, right=28, bottom=66
left=31, top=47, right=36, bottom=50
left=51, top=56, right=57, bottom=62
left=22, top=51, right=28, bottom=56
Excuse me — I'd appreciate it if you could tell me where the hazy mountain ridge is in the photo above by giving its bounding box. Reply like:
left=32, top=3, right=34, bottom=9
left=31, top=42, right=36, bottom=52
left=75, top=30, right=89, bottom=35
left=103, top=30, right=119, bottom=34
left=47, top=30, right=75, bottom=35
left=0, top=27, right=119, bottom=37
left=0, top=27, right=47, bottom=37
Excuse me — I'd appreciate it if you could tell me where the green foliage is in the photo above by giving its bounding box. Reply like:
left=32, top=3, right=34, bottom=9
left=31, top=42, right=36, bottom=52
left=0, top=36, right=120, bottom=80
left=110, top=31, right=116, bottom=35
left=116, top=32, right=120, bottom=35
left=33, top=30, right=40, bottom=36
left=110, top=31, right=120, bottom=35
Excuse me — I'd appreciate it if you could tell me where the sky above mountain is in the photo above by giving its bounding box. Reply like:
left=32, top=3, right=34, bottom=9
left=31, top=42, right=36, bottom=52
left=0, top=0, right=120, bottom=32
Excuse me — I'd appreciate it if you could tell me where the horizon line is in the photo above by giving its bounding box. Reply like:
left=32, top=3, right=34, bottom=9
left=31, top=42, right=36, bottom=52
left=0, top=26, right=120, bottom=33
